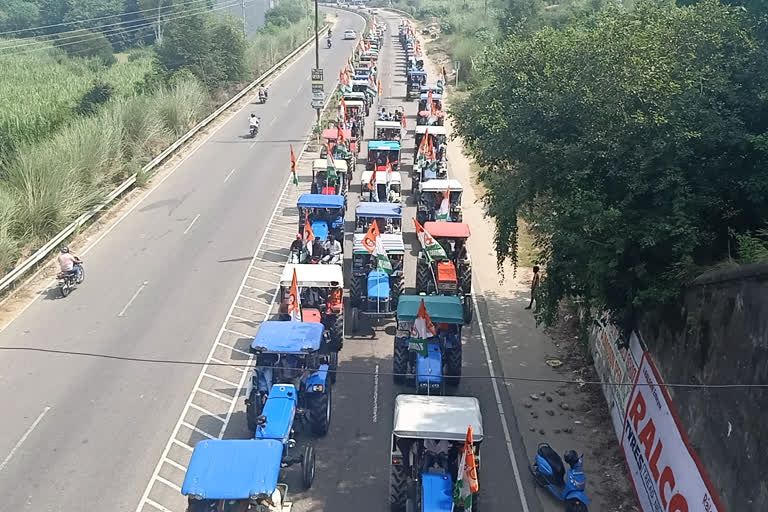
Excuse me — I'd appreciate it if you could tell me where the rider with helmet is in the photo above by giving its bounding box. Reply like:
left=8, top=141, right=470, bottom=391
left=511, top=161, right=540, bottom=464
left=258, top=85, right=268, bottom=102
left=249, top=113, right=260, bottom=134
left=57, top=246, right=83, bottom=282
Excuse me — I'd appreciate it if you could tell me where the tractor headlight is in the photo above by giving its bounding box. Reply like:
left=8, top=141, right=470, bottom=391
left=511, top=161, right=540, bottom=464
left=311, top=384, right=324, bottom=392
left=190, top=494, right=203, bottom=501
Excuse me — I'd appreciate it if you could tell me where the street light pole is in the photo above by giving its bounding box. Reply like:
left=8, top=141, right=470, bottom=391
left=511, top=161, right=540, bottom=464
left=314, top=0, right=321, bottom=127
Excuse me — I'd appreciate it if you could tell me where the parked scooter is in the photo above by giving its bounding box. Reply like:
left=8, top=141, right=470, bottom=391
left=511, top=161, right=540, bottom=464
left=529, top=443, right=589, bottom=511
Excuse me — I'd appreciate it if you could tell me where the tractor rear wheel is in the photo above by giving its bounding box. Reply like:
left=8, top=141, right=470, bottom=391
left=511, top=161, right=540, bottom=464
left=459, top=264, right=472, bottom=295
left=445, top=343, right=462, bottom=387
left=350, top=274, right=362, bottom=307
left=391, top=275, right=404, bottom=308
left=329, top=315, right=344, bottom=351
left=301, top=445, right=316, bottom=489
left=462, top=296, right=473, bottom=324
left=415, top=260, right=430, bottom=294
left=328, top=351, right=338, bottom=384
left=393, top=337, right=408, bottom=385
left=416, top=209, right=427, bottom=226
left=309, top=384, right=332, bottom=436
left=389, top=463, right=408, bottom=512
left=246, top=388, right=263, bottom=435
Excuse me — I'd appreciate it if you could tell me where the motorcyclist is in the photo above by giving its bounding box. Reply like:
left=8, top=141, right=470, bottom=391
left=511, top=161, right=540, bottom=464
left=258, top=85, right=267, bottom=102
left=57, top=246, right=82, bottom=282
left=322, top=234, right=342, bottom=264
left=249, top=113, right=260, bottom=134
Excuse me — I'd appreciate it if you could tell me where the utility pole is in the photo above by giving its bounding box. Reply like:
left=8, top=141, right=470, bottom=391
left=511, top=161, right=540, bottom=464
left=241, top=0, right=247, bottom=38
left=314, top=0, right=320, bottom=126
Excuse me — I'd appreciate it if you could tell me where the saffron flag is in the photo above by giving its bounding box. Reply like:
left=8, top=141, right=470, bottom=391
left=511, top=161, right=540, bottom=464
left=409, top=298, right=436, bottom=357
left=288, top=268, right=301, bottom=322
left=361, top=220, right=393, bottom=274
left=367, top=167, right=378, bottom=201
left=378, top=79, right=383, bottom=96
left=414, top=218, right=447, bottom=262
left=290, top=144, right=298, bottom=186
left=337, top=125, right=346, bottom=144
left=453, top=426, right=479, bottom=511
left=304, top=215, right=315, bottom=256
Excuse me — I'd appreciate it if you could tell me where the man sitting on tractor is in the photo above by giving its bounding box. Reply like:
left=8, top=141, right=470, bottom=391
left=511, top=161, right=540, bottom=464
left=322, top=234, right=342, bottom=264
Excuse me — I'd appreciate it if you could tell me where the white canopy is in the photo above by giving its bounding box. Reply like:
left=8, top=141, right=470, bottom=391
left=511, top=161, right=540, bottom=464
left=312, top=158, right=348, bottom=172
left=393, top=395, right=483, bottom=442
left=361, top=170, right=401, bottom=185
left=353, top=233, right=405, bottom=255
left=376, top=120, right=402, bottom=130
left=415, top=125, right=447, bottom=135
left=280, top=264, right=343, bottom=288
left=419, top=179, right=463, bottom=193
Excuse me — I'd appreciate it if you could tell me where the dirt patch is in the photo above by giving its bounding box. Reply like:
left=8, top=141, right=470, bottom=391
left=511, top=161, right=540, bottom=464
left=544, top=307, right=639, bottom=512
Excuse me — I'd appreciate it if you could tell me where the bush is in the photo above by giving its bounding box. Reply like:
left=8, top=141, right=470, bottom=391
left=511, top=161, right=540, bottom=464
left=53, top=29, right=116, bottom=66
left=75, top=82, right=115, bottom=116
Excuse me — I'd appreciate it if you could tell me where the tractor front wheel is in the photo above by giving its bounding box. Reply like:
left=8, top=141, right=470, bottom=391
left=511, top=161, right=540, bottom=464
left=328, top=351, right=338, bottom=384
left=391, top=276, right=404, bottom=308
left=393, top=337, right=408, bottom=385
left=415, top=260, right=430, bottom=294
left=350, top=274, right=362, bottom=307
left=459, top=264, right=472, bottom=295
left=309, top=384, right=332, bottom=436
left=301, top=445, right=316, bottom=489
left=246, top=388, right=264, bottom=435
left=329, top=314, right=344, bottom=351
left=462, top=296, right=473, bottom=325
left=389, top=463, right=408, bottom=512
left=351, top=306, right=360, bottom=333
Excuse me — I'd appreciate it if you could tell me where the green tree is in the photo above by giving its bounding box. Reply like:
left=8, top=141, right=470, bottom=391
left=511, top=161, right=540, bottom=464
left=0, top=0, right=40, bottom=33
left=264, top=0, right=306, bottom=28
left=451, top=0, right=768, bottom=328
left=54, top=29, right=117, bottom=65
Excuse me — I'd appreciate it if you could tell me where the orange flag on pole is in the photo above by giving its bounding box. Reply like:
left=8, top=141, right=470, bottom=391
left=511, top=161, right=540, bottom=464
left=288, top=268, right=301, bottom=322
left=290, top=144, right=298, bottom=186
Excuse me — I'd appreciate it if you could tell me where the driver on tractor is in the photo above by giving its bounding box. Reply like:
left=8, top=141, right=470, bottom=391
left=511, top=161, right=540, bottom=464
left=322, top=234, right=342, bottom=265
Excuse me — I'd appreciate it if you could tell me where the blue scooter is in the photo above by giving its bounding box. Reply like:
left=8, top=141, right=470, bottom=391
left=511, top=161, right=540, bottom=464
left=529, top=443, right=589, bottom=512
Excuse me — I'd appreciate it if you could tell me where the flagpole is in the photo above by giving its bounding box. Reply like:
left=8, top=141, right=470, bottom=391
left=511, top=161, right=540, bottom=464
left=314, top=0, right=320, bottom=128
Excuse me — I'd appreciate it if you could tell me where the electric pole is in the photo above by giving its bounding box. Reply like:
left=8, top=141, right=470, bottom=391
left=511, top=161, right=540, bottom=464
left=314, top=0, right=320, bottom=126
left=241, top=0, right=247, bottom=38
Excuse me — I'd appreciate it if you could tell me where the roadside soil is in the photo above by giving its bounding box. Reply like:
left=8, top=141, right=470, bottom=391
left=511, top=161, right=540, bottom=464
left=406, top=18, right=638, bottom=511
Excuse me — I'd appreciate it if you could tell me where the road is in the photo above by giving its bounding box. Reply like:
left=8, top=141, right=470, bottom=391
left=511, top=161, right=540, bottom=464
left=0, top=10, right=365, bottom=512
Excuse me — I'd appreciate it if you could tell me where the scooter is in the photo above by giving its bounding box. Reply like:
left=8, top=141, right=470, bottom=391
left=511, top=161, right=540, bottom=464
left=529, top=443, right=589, bottom=512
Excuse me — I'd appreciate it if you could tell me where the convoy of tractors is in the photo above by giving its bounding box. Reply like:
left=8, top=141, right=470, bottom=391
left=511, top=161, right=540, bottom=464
left=179, top=15, right=482, bottom=512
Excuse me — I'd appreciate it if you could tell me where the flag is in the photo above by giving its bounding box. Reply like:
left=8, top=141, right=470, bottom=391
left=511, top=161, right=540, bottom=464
left=367, top=167, right=378, bottom=201
left=409, top=298, right=436, bottom=357
left=303, top=215, right=315, bottom=256
left=288, top=268, right=301, bottom=322
left=414, top=218, right=448, bottom=261
left=428, top=136, right=436, bottom=161
left=361, top=220, right=393, bottom=275
left=290, top=144, right=298, bottom=186
left=340, top=97, right=347, bottom=121
left=401, top=115, right=407, bottom=129
left=326, top=144, right=338, bottom=179
left=436, top=186, right=451, bottom=221
left=337, top=125, right=346, bottom=144
left=378, top=79, right=383, bottom=96
left=418, top=128, right=429, bottom=159
left=453, top=426, right=479, bottom=511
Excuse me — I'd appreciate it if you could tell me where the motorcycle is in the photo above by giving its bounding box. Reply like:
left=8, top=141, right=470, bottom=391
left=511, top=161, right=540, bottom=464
left=249, top=122, right=259, bottom=138
left=326, top=37, right=332, bottom=49
left=56, top=261, right=84, bottom=298
left=529, top=443, right=589, bottom=512
left=258, top=88, right=268, bottom=104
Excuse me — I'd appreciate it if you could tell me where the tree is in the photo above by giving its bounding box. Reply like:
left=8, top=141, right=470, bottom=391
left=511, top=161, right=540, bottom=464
left=138, top=0, right=213, bottom=45
left=209, top=14, right=247, bottom=83
left=54, top=29, right=117, bottom=65
left=0, top=0, right=40, bottom=33
left=264, top=0, right=306, bottom=28
left=451, top=0, right=768, bottom=329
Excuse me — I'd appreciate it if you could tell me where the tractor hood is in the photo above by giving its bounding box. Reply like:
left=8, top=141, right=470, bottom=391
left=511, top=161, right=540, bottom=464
left=421, top=473, right=454, bottom=512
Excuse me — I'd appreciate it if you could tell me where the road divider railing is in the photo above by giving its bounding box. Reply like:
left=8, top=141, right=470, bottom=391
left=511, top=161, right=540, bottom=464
left=0, top=23, right=329, bottom=299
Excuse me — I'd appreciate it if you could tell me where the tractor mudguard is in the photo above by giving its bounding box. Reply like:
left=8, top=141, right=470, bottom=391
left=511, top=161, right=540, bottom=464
left=305, top=364, right=329, bottom=392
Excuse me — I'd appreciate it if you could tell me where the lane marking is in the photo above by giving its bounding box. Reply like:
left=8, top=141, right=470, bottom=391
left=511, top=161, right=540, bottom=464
left=155, top=475, right=182, bottom=492
left=145, top=498, right=173, bottom=512
left=201, top=373, right=240, bottom=388
left=0, top=406, right=51, bottom=474
left=223, top=168, right=236, bottom=182
left=180, top=421, right=215, bottom=440
left=188, top=402, right=226, bottom=420
left=372, top=363, right=379, bottom=424
left=216, top=342, right=251, bottom=357
left=163, top=457, right=187, bottom=472
left=472, top=293, right=531, bottom=512
left=183, top=214, right=200, bottom=234
left=118, top=281, right=148, bottom=318
left=223, top=326, right=257, bottom=338
left=171, top=439, right=193, bottom=452
left=195, top=387, right=235, bottom=404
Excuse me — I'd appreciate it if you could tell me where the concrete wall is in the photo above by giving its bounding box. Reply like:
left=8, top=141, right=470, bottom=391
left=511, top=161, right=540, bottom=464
left=636, top=262, right=768, bottom=510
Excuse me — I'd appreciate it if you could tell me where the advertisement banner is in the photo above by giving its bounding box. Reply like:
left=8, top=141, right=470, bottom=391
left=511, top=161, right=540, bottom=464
left=622, top=355, right=722, bottom=512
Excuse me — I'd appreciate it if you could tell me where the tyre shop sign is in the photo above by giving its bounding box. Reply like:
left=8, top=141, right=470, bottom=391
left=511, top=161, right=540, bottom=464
left=622, top=353, right=723, bottom=512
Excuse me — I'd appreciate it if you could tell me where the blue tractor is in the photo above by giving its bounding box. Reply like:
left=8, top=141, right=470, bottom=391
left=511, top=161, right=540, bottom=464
left=181, top=436, right=309, bottom=511
left=392, top=296, right=467, bottom=394
left=389, top=395, right=483, bottom=512
left=246, top=321, right=333, bottom=437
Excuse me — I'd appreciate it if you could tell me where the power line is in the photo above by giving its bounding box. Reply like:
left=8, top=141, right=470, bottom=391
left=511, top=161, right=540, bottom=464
left=0, top=346, right=765, bottom=390
left=0, top=0, right=253, bottom=57
left=0, top=0, right=218, bottom=37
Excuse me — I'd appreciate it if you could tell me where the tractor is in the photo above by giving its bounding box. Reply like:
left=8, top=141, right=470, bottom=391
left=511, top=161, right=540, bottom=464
left=246, top=321, right=334, bottom=436
left=311, top=158, right=348, bottom=198
left=389, top=395, right=483, bottom=512
left=321, top=126, right=358, bottom=164
left=406, top=70, right=427, bottom=100
left=392, top=295, right=467, bottom=393
left=349, top=232, right=405, bottom=332
left=354, top=202, right=403, bottom=234
left=415, top=221, right=473, bottom=324
left=375, top=120, right=403, bottom=142
left=278, top=264, right=344, bottom=350
left=182, top=438, right=307, bottom=512
left=415, top=179, right=463, bottom=224
left=367, top=140, right=401, bottom=172
left=296, top=194, right=345, bottom=244
left=361, top=169, right=402, bottom=203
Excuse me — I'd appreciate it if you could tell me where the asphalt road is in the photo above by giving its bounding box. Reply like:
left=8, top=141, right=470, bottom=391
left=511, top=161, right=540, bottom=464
left=0, top=10, right=365, bottom=512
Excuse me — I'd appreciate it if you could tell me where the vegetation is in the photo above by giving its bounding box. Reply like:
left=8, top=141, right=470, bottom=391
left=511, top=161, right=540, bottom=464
left=451, top=0, right=768, bottom=328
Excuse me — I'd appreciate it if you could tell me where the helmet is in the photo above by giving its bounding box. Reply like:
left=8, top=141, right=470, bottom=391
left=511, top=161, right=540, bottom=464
left=60, top=246, right=69, bottom=253
left=564, top=450, right=579, bottom=466
left=250, top=113, right=256, bottom=117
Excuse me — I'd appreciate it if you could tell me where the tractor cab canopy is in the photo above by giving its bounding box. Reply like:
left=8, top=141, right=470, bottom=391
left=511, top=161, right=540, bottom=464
left=343, top=91, right=367, bottom=105
left=419, top=92, right=443, bottom=102
left=344, top=100, right=366, bottom=117
left=414, top=125, right=447, bottom=146
left=361, top=170, right=403, bottom=203
left=182, top=439, right=282, bottom=500
left=352, top=79, right=369, bottom=91
left=321, top=128, right=352, bottom=142
left=367, top=140, right=401, bottom=170
left=375, top=120, right=402, bottom=141
left=312, top=158, right=348, bottom=180
left=353, top=232, right=405, bottom=255
left=420, top=84, right=443, bottom=95
left=297, top=194, right=345, bottom=241
left=250, top=321, right=324, bottom=353
left=393, top=395, right=484, bottom=442
left=396, top=295, right=464, bottom=325
left=297, top=194, right=346, bottom=210
left=361, top=170, right=402, bottom=187
left=355, top=202, right=403, bottom=233
left=280, top=264, right=343, bottom=289
left=423, top=222, right=471, bottom=240
left=419, top=179, right=463, bottom=194
left=354, top=67, right=371, bottom=77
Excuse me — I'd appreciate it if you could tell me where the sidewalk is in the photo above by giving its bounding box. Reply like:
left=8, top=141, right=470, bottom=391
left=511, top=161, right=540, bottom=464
left=415, top=30, right=637, bottom=512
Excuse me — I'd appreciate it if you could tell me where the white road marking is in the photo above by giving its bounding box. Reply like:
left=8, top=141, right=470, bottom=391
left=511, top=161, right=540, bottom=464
left=201, top=373, right=240, bottom=388
left=145, top=498, right=174, bottom=512
left=188, top=402, right=225, bottom=420
left=181, top=422, right=215, bottom=440
left=472, top=293, right=531, bottom=512
left=216, top=342, right=251, bottom=358
left=155, top=475, right=182, bottom=492
left=172, top=439, right=194, bottom=452
left=223, top=326, right=256, bottom=339
left=183, top=214, right=200, bottom=234
left=163, top=457, right=187, bottom=472
left=118, top=281, right=148, bottom=317
left=242, top=284, right=272, bottom=294
left=0, top=406, right=50, bottom=474
left=195, top=387, right=234, bottom=403
left=223, top=167, right=236, bottom=182
left=372, top=364, right=379, bottom=423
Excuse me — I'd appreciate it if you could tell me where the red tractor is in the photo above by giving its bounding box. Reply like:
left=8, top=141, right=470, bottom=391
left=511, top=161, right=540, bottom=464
left=414, top=222, right=473, bottom=324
